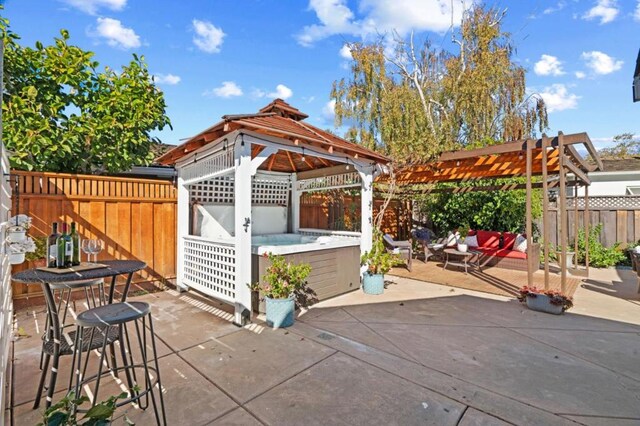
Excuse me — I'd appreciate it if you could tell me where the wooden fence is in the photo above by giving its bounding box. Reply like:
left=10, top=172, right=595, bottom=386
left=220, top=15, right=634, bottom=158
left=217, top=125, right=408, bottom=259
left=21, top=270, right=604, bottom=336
left=546, top=195, right=640, bottom=248
left=300, top=193, right=412, bottom=239
left=11, top=171, right=177, bottom=298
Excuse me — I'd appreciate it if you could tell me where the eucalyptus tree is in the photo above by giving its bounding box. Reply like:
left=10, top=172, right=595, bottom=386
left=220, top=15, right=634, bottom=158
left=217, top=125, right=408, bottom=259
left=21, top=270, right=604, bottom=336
left=2, top=20, right=171, bottom=173
left=332, top=6, right=548, bottom=165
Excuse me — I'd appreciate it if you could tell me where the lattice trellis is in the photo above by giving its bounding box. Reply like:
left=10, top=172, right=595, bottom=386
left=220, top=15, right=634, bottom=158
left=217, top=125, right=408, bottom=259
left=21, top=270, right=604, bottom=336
left=183, top=237, right=236, bottom=303
left=567, top=195, right=640, bottom=210
left=190, top=174, right=290, bottom=205
left=181, top=148, right=235, bottom=184
left=297, top=172, right=361, bottom=192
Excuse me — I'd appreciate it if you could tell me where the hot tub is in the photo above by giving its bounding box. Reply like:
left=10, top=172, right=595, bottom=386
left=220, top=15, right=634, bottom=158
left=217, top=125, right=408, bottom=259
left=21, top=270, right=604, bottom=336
left=251, top=233, right=361, bottom=308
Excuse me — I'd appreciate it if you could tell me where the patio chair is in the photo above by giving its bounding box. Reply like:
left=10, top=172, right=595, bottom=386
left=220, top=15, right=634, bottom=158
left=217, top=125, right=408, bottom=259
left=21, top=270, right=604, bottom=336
left=383, top=234, right=412, bottom=272
left=411, top=228, right=445, bottom=263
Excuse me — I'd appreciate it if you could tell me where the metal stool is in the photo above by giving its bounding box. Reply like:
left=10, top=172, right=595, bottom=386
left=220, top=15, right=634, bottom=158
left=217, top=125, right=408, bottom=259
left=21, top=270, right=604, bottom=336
left=71, top=302, right=166, bottom=425
left=35, top=278, right=116, bottom=409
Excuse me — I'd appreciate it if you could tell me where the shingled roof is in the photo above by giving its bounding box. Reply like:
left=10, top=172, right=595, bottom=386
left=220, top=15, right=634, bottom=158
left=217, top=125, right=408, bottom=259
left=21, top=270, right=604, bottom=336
left=600, top=157, right=640, bottom=172
left=157, top=99, right=389, bottom=169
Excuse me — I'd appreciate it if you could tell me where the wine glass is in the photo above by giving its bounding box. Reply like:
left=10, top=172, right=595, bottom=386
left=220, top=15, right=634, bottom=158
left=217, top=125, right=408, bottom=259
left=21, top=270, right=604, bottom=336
left=81, top=239, right=92, bottom=263
left=89, top=239, right=104, bottom=263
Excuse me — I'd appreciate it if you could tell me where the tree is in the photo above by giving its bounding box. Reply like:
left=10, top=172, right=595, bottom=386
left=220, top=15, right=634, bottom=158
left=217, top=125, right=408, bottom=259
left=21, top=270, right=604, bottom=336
left=2, top=20, right=171, bottom=173
left=597, top=133, right=640, bottom=160
left=331, top=6, right=548, bottom=165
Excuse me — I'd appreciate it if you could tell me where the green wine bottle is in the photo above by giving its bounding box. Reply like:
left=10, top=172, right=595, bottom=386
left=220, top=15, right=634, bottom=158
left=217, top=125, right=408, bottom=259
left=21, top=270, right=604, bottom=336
left=47, top=222, right=60, bottom=268
left=56, top=223, right=73, bottom=268
left=70, top=222, right=80, bottom=266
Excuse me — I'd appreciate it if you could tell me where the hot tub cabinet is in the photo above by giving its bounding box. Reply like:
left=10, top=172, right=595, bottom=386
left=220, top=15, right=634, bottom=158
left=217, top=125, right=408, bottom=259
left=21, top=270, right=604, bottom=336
left=251, top=235, right=361, bottom=312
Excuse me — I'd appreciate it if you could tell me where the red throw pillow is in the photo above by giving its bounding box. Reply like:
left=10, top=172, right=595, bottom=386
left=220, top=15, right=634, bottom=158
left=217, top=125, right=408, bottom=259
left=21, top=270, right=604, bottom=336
left=503, top=232, right=517, bottom=250
left=476, top=230, right=501, bottom=249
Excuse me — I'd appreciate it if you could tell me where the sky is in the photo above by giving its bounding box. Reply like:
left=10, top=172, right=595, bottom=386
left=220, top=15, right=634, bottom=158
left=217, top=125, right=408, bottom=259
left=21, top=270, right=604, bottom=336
left=3, top=0, right=640, bottom=151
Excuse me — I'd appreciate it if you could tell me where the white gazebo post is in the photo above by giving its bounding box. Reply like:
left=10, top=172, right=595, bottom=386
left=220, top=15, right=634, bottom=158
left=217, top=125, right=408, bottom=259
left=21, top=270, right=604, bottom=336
left=358, top=165, right=374, bottom=269
left=234, top=139, right=253, bottom=326
left=291, top=173, right=300, bottom=233
left=176, top=170, right=189, bottom=292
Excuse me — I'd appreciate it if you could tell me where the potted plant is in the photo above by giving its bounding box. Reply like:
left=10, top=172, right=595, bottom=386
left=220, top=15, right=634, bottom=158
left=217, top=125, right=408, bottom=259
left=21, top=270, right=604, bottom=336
left=38, top=390, right=130, bottom=425
left=457, top=224, right=470, bottom=253
left=517, top=286, right=573, bottom=315
left=360, top=234, right=398, bottom=295
left=8, top=237, right=36, bottom=265
left=25, top=236, right=48, bottom=268
left=249, top=253, right=311, bottom=328
left=7, top=214, right=31, bottom=242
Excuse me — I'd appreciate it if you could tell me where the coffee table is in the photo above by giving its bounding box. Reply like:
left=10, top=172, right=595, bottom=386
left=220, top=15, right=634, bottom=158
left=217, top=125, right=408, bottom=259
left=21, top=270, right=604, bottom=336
left=443, top=248, right=481, bottom=274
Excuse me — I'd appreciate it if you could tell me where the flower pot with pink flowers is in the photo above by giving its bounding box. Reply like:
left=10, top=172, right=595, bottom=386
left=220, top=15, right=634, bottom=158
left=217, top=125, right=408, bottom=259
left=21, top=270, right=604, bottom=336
left=517, top=286, right=573, bottom=315
left=249, top=253, right=311, bottom=328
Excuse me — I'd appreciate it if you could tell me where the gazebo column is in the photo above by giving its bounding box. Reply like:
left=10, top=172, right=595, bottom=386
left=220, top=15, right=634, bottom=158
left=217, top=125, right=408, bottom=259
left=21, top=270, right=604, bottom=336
left=358, top=166, right=374, bottom=269
left=291, top=173, right=300, bottom=233
left=234, top=141, right=253, bottom=326
left=558, top=131, right=568, bottom=294
left=541, top=135, right=550, bottom=290
left=176, top=170, right=190, bottom=292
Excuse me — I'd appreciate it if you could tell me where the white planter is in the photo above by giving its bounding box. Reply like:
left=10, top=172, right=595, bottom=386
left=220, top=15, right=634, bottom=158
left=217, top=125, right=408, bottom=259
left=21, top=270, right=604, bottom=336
left=558, top=251, right=576, bottom=269
left=457, top=243, right=468, bottom=253
left=9, top=252, right=25, bottom=265
left=7, top=228, right=27, bottom=243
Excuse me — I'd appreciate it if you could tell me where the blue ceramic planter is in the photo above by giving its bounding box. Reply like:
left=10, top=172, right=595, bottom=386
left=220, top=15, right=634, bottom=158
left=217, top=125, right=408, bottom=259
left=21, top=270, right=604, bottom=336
left=265, top=295, right=295, bottom=328
left=526, top=294, right=563, bottom=315
left=362, top=272, right=384, bottom=295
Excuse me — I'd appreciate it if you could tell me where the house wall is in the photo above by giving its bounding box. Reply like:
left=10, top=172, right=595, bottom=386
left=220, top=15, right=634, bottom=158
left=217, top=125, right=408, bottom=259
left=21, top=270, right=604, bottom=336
left=574, top=173, right=640, bottom=196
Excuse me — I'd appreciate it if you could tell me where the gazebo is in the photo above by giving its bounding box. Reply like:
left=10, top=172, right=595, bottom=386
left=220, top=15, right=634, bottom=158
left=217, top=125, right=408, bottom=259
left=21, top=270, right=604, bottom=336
left=158, top=100, right=389, bottom=325
left=385, top=131, right=603, bottom=293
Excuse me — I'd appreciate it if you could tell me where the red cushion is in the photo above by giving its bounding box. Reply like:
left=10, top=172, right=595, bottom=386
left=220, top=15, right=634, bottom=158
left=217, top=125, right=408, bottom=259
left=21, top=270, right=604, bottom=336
left=503, top=232, right=517, bottom=250
left=467, top=229, right=476, bottom=236
left=476, top=230, right=501, bottom=249
left=475, top=247, right=527, bottom=259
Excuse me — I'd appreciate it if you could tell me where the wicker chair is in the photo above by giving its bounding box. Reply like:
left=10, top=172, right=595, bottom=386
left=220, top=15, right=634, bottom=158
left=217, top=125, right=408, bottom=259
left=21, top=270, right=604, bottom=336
left=383, top=234, right=412, bottom=272
left=411, top=228, right=445, bottom=262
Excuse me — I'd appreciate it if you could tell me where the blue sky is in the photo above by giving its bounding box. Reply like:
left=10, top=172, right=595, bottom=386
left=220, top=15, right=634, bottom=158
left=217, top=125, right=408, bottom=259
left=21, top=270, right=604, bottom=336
left=4, top=0, right=640, bottom=151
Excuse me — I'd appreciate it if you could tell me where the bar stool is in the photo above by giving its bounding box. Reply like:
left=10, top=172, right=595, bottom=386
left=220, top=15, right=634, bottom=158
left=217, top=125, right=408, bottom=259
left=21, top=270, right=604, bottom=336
left=35, top=278, right=116, bottom=409
left=71, top=302, right=167, bottom=425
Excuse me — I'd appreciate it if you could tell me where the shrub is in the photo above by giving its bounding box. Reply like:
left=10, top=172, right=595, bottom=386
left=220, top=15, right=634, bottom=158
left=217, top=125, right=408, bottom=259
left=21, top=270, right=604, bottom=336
left=251, top=253, right=312, bottom=300
left=361, top=232, right=399, bottom=275
left=574, top=224, right=626, bottom=268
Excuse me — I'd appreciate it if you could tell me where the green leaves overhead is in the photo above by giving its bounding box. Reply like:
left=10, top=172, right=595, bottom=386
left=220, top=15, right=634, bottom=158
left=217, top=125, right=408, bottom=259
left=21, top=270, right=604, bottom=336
left=2, top=22, right=171, bottom=173
left=332, top=6, right=548, bottom=165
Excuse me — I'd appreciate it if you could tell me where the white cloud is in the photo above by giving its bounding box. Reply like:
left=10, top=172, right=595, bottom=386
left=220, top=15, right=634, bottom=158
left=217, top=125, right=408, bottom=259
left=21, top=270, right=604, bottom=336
left=62, top=0, right=126, bottom=15
left=582, top=0, right=619, bottom=24
left=323, top=99, right=336, bottom=121
left=575, top=71, right=586, bottom=79
left=534, top=54, right=564, bottom=76
left=297, top=0, right=472, bottom=46
left=268, top=84, right=293, bottom=100
left=581, top=51, right=623, bottom=75
left=192, top=19, right=225, bottom=53
left=539, top=84, right=579, bottom=113
left=154, top=74, right=181, bottom=85
left=634, top=1, right=640, bottom=21
left=543, top=1, right=566, bottom=15
left=339, top=44, right=353, bottom=59
left=94, top=18, right=141, bottom=49
left=204, top=81, right=243, bottom=98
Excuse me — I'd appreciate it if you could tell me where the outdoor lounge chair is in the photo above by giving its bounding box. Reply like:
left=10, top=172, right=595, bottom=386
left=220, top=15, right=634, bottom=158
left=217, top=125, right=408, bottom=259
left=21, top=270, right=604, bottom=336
left=383, top=234, right=412, bottom=271
left=411, top=228, right=445, bottom=263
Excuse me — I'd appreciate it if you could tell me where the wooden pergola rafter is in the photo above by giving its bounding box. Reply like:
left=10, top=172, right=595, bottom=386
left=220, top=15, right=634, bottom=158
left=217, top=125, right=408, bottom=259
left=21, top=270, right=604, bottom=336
left=378, top=131, right=602, bottom=293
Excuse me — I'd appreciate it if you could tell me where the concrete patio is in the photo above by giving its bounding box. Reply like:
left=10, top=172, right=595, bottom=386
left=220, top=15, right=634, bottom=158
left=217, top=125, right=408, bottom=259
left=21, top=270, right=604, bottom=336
left=6, top=267, right=640, bottom=425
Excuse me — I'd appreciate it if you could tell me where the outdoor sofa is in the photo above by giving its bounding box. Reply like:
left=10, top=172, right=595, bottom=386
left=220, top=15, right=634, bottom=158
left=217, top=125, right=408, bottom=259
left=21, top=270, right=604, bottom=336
left=462, top=230, right=540, bottom=271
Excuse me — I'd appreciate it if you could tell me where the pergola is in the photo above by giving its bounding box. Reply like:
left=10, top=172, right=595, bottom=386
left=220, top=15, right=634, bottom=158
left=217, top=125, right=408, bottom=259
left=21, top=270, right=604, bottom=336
left=158, top=100, right=388, bottom=324
left=382, top=131, right=603, bottom=293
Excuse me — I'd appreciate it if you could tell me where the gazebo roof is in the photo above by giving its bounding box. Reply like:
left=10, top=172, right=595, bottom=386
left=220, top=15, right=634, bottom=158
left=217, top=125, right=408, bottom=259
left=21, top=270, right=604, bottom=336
left=388, top=132, right=602, bottom=185
left=157, top=99, right=389, bottom=171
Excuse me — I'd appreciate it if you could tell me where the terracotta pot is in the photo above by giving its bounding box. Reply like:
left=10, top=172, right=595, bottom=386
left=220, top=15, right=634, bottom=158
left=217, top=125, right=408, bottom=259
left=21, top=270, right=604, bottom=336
left=32, top=258, right=47, bottom=268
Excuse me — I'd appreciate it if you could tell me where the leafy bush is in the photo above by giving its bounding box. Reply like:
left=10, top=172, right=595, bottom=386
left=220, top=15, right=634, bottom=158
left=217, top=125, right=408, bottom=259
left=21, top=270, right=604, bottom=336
left=415, top=178, right=542, bottom=236
left=361, top=232, right=399, bottom=275
left=38, top=390, right=130, bottom=425
left=251, top=253, right=312, bottom=300
left=574, top=224, right=626, bottom=268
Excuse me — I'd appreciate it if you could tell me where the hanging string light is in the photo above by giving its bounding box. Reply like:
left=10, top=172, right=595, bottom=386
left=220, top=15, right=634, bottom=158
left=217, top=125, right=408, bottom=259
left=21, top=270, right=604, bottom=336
left=301, top=147, right=305, bottom=163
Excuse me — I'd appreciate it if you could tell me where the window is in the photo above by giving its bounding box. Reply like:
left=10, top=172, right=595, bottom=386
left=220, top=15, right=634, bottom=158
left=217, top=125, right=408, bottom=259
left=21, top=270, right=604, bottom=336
left=626, top=186, right=640, bottom=195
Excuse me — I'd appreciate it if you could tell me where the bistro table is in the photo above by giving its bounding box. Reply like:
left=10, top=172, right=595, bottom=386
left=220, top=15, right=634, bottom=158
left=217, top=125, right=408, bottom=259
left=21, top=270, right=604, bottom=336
left=12, top=260, right=146, bottom=408
left=443, top=248, right=481, bottom=274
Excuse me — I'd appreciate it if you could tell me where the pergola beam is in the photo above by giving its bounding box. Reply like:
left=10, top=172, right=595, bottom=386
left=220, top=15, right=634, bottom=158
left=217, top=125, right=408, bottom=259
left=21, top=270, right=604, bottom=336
left=563, top=159, right=591, bottom=185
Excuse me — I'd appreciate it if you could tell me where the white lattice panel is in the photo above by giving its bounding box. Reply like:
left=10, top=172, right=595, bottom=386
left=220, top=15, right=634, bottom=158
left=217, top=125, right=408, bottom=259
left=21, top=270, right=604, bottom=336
left=297, top=172, right=361, bottom=192
left=183, top=236, right=236, bottom=303
left=181, top=148, right=234, bottom=184
left=190, top=175, right=290, bottom=205
left=567, top=196, right=640, bottom=210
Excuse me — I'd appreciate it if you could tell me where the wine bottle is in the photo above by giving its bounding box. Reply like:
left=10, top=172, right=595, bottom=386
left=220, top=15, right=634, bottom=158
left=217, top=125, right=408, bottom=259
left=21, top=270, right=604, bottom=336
left=56, top=223, right=73, bottom=268
left=47, top=222, right=60, bottom=268
left=70, top=222, right=80, bottom=266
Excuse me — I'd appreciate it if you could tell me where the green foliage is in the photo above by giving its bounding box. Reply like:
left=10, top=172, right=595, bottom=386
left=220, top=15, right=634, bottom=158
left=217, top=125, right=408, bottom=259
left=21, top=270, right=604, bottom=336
left=416, top=178, right=542, bottom=236
left=2, top=19, right=171, bottom=173
left=25, top=236, right=47, bottom=262
left=360, top=232, right=399, bottom=275
left=250, top=253, right=312, bottom=300
left=37, top=390, right=131, bottom=425
left=574, top=224, right=626, bottom=268
left=332, top=5, right=547, bottom=164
